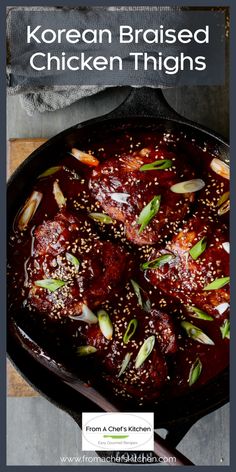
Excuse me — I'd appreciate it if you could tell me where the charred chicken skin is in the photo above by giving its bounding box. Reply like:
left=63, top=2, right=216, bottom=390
left=146, top=216, right=229, bottom=317
left=26, top=210, right=129, bottom=317
left=89, top=147, right=195, bottom=245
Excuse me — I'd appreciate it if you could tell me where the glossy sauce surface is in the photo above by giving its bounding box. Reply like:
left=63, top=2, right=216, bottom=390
left=8, top=128, right=229, bottom=405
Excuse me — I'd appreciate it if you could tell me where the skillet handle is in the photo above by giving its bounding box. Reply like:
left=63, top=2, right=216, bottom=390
left=105, top=86, right=182, bottom=121
left=165, top=418, right=198, bottom=449
left=153, top=432, right=194, bottom=466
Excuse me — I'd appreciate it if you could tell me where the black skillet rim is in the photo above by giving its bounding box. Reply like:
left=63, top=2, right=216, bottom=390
left=7, top=113, right=229, bottom=430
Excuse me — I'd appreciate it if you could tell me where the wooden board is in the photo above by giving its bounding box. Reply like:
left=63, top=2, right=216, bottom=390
left=7, top=363, right=39, bottom=397
left=7, top=138, right=47, bottom=396
left=8, top=138, right=46, bottom=176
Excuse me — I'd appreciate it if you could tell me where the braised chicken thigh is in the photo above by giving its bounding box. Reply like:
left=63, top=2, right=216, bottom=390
left=90, top=147, right=195, bottom=245
left=26, top=210, right=129, bottom=318
left=84, top=307, right=177, bottom=399
left=146, top=216, right=229, bottom=317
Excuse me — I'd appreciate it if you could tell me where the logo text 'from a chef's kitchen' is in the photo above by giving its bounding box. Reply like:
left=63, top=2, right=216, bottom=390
left=82, top=412, right=154, bottom=451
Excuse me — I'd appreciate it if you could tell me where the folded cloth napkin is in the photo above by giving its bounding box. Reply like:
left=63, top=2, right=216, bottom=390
left=18, top=86, right=109, bottom=116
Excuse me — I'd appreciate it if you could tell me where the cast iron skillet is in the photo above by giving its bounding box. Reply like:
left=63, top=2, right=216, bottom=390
left=7, top=87, right=229, bottom=464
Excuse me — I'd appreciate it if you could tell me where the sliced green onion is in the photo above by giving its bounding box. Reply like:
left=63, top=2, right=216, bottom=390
left=203, top=276, right=230, bottom=291
left=210, top=158, right=229, bottom=180
left=97, top=309, right=113, bottom=340
left=220, top=319, right=230, bottom=339
left=34, top=278, right=66, bottom=292
left=123, top=319, right=138, bottom=344
left=130, top=279, right=151, bottom=312
left=53, top=180, right=66, bottom=208
left=222, top=242, right=230, bottom=254
left=66, top=252, right=80, bottom=267
left=89, top=212, right=113, bottom=224
left=77, top=346, right=97, bottom=356
left=143, top=299, right=151, bottom=312
left=181, top=321, right=214, bottom=345
left=139, top=159, right=172, bottom=171
left=137, top=195, right=161, bottom=233
left=216, top=302, right=229, bottom=315
left=218, top=200, right=230, bottom=216
left=135, top=335, right=155, bottom=369
left=216, top=191, right=230, bottom=207
left=170, top=179, right=205, bottom=193
left=118, top=352, right=132, bottom=377
left=69, top=304, right=98, bottom=324
left=188, top=358, right=202, bottom=386
left=187, top=306, right=213, bottom=321
left=189, top=237, right=207, bottom=261
left=141, top=253, right=175, bottom=270
left=38, top=166, right=62, bottom=179
left=70, top=148, right=99, bottom=167
left=130, top=280, right=142, bottom=307
left=17, top=191, right=43, bottom=231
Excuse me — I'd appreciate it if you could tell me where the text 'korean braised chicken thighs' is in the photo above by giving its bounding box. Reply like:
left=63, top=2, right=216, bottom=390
left=89, top=146, right=196, bottom=245
left=8, top=129, right=230, bottom=404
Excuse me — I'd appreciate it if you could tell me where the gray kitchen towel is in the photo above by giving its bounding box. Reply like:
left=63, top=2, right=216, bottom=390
left=18, top=86, right=110, bottom=116
left=7, top=7, right=116, bottom=115
left=6, top=6, right=182, bottom=116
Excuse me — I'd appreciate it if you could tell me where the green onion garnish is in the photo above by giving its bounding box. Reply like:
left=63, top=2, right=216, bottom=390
left=38, top=166, right=62, bottom=179
left=77, top=346, right=97, bottom=356
left=69, top=304, right=98, bottom=324
left=17, top=191, right=43, bottom=231
left=170, top=179, right=205, bottom=193
left=137, top=195, right=161, bottom=233
left=203, top=276, right=230, bottom=290
left=66, top=252, right=80, bottom=267
left=53, top=180, right=66, bottom=208
left=187, top=306, right=213, bottom=321
left=97, top=309, right=113, bottom=340
left=123, top=319, right=138, bottom=344
left=34, top=278, right=66, bottom=292
left=188, top=358, right=202, bottom=386
left=216, top=191, right=230, bottom=207
left=130, top=280, right=142, bottom=307
left=118, top=352, right=132, bottom=377
left=222, top=242, right=230, bottom=254
left=130, top=279, right=151, bottom=312
left=189, top=237, right=207, bottom=261
left=141, top=253, right=175, bottom=270
left=218, top=200, right=230, bottom=216
left=135, top=336, right=155, bottom=369
left=220, top=319, right=230, bottom=339
left=181, top=321, right=214, bottom=345
left=89, top=213, right=113, bottom=224
left=139, top=159, right=172, bottom=171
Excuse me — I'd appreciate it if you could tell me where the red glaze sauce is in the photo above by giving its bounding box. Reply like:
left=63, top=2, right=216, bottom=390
left=8, top=129, right=229, bottom=406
